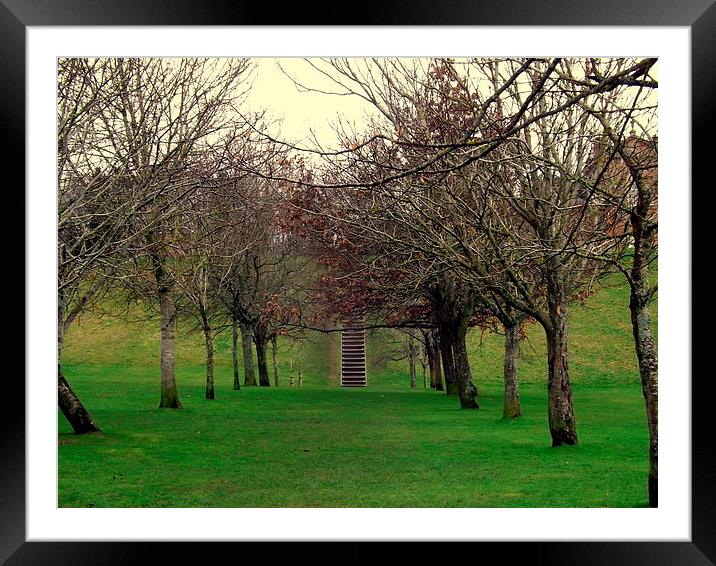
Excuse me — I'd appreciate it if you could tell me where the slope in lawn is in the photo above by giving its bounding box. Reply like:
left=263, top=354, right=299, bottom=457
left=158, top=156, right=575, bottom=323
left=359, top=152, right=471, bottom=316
left=59, top=276, right=655, bottom=507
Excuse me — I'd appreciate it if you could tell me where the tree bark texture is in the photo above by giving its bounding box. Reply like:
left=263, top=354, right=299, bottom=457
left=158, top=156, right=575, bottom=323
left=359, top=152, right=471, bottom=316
left=426, top=330, right=444, bottom=391
left=202, top=315, right=215, bottom=400
left=630, top=207, right=658, bottom=507
left=58, top=365, right=101, bottom=434
left=631, top=293, right=658, bottom=507
left=438, top=328, right=458, bottom=395
left=57, top=293, right=101, bottom=433
left=545, top=270, right=577, bottom=446
left=255, top=331, right=270, bottom=387
left=452, top=326, right=479, bottom=409
left=435, top=287, right=478, bottom=409
left=433, top=280, right=477, bottom=405
left=503, top=321, right=522, bottom=418
left=156, top=260, right=182, bottom=409
left=241, top=322, right=257, bottom=386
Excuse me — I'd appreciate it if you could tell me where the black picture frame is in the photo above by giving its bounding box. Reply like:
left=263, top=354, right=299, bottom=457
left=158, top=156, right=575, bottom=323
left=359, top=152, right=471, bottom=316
left=8, top=1, right=711, bottom=563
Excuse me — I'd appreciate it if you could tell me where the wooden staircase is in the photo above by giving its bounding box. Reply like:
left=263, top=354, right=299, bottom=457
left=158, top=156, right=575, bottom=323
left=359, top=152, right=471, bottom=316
left=340, top=318, right=366, bottom=387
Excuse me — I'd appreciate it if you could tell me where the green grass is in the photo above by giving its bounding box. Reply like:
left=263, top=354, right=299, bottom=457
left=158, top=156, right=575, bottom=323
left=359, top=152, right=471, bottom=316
left=59, top=372, right=648, bottom=507
left=59, top=274, right=656, bottom=507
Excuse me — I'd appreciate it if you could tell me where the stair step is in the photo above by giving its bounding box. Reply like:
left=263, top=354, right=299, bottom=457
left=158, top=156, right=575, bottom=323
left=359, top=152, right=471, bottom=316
left=341, top=316, right=366, bottom=387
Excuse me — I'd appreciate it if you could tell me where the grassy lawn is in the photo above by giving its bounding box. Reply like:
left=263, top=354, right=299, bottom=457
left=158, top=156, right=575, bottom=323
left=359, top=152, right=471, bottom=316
left=59, top=275, right=655, bottom=508
left=59, top=367, right=649, bottom=508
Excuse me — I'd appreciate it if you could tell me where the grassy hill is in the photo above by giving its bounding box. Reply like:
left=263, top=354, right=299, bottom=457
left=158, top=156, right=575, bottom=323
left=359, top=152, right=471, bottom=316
left=58, top=274, right=657, bottom=508
left=62, top=273, right=656, bottom=390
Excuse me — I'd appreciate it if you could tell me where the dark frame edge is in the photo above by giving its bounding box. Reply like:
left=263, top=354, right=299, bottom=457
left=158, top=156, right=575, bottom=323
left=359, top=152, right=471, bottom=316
left=1, top=0, right=26, bottom=564
left=691, top=1, right=716, bottom=564
left=9, top=0, right=714, bottom=563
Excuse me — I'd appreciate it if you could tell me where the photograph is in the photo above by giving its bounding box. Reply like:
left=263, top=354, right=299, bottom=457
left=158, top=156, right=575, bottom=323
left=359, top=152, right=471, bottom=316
left=56, top=56, right=661, bottom=510
left=10, top=5, right=710, bottom=563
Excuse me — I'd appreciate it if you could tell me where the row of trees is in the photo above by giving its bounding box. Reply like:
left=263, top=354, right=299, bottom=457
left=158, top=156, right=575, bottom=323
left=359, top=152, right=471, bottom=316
left=273, top=57, right=658, bottom=504
left=57, top=57, right=658, bottom=506
left=58, top=58, right=311, bottom=427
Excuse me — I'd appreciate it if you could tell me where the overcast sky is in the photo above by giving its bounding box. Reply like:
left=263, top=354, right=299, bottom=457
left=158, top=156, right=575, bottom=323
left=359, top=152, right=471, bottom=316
left=245, top=58, right=377, bottom=151
left=244, top=57, right=658, bottom=150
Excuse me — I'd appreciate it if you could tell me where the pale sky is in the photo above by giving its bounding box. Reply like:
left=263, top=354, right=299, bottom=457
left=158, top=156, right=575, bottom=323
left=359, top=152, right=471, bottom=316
left=245, top=58, right=377, bottom=151
left=243, top=57, right=658, bottom=151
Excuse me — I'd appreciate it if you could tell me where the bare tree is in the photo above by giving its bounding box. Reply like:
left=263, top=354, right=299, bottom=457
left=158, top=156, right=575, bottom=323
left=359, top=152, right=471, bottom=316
left=57, top=58, right=120, bottom=433
left=177, top=173, right=253, bottom=400
left=574, top=95, right=658, bottom=505
left=273, top=57, right=657, bottom=443
left=62, top=57, right=253, bottom=410
left=214, top=163, right=311, bottom=388
left=420, top=328, right=444, bottom=391
left=439, top=58, right=656, bottom=439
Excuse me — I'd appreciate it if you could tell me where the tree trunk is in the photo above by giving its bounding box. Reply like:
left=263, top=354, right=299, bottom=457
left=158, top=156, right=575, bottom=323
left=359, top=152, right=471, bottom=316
left=452, top=326, right=479, bottom=409
left=630, top=209, right=658, bottom=507
left=631, top=293, right=658, bottom=507
left=271, top=334, right=279, bottom=387
left=426, top=331, right=444, bottom=391
left=503, top=321, right=522, bottom=418
left=544, top=271, right=577, bottom=446
left=240, top=322, right=257, bottom=386
left=438, top=327, right=458, bottom=395
left=57, top=292, right=101, bottom=434
left=433, top=279, right=477, bottom=406
left=202, top=314, right=215, bottom=400
left=425, top=338, right=436, bottom=389
left=58, top=365, right=101, bottom=434
left=255, top=333, right=270, bottom=387
left=156, top=265, right=182, bottom=409
left=231, top=315, right=241, bottom=390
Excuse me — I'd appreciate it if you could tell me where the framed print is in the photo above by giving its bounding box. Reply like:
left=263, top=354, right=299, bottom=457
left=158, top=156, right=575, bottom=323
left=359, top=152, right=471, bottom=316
left=10, top=0, right=712, bottom=563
